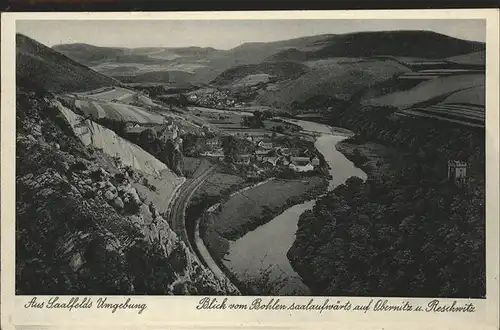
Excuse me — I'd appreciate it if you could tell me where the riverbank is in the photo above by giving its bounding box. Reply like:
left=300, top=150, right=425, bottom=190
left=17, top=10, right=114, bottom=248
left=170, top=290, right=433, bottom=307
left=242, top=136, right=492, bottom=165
left=335, top=138, right=416, bottom=179
left=336, top=140, right=389, bottom=177
left=201, top=176, right=328, bottom=261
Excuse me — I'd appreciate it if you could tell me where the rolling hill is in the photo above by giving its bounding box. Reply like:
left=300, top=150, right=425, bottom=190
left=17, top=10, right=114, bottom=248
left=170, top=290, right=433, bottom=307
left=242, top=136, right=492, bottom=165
left=306, top=31, right=484, bottom=60
left=211, top=61, right=309, bottom=86
left=16, top=34, right=120, bottom=92
left=52, top=43, right=128, bottom=64
left=254, top=59, right=411, bottom=109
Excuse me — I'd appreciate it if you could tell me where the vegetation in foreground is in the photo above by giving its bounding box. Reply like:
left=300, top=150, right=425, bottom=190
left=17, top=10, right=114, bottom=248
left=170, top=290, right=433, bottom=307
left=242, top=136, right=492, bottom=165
left=16, top=89, right=237, bottom=295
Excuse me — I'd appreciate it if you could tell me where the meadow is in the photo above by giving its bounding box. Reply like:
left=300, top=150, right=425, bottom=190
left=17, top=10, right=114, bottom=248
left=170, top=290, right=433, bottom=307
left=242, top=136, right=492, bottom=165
left=209, top=177, right=326, bottom=240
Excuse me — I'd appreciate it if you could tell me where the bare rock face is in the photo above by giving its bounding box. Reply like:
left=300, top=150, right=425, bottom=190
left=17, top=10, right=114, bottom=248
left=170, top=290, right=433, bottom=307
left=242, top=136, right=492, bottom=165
left=113, top=196, right=124, bottom=210
left=15, top=91, right=237, bottom=295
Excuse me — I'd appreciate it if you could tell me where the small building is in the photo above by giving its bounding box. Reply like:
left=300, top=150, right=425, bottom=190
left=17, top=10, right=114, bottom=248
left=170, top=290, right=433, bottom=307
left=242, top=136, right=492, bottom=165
left=290, top=156, right=311, bottom=166
left=206, top=137, right=222, bottom=148
left=277, top=157, right=290, bottom=166
left=257, top=140, right=274, bottom=150
left=124, top=124, right=148, bottom=136
left=448, top=160, right=467, bottom=185
left=276, top=147, right=290, bottom=156
left=311, top=157, right=320, bottom=168
left=262, top=156, right=279, bottom=167
left=289, top=163, right=314, bottom=172
left=236, top=154, right=252, bottom=164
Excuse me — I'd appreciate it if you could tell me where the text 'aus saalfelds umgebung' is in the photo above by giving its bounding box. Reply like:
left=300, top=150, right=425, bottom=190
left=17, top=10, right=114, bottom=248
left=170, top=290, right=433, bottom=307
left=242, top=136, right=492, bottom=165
left=24, top=296, right=147, bottom=314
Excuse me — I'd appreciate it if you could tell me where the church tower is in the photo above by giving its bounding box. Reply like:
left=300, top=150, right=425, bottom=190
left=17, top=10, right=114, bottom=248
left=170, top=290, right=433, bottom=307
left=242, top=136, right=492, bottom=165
left=448, top=160, right=467, bottom=186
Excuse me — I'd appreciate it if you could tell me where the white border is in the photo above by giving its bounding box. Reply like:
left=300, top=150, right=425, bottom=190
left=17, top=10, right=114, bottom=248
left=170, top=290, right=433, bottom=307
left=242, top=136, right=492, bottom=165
left=1, top=10, right=499, bottom=330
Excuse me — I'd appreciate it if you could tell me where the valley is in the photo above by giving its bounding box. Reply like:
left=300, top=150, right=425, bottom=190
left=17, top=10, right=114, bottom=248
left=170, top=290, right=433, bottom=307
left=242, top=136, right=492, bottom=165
left=15, top=28, right=485, bottom=297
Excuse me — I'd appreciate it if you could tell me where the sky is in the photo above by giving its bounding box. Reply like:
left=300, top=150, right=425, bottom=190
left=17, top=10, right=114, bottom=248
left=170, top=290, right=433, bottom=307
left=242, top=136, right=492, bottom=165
left=16, top=19, right=486, bottom=49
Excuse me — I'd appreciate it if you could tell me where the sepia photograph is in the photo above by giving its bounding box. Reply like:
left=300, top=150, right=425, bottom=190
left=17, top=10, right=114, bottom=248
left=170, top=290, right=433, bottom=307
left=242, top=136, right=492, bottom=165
left=13, top=17, right=488, bottom=300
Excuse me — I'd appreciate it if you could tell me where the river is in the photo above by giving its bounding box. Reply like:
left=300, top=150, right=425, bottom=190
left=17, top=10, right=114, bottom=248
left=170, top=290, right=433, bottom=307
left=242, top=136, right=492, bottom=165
left=221, top=119, right=367, bottom=295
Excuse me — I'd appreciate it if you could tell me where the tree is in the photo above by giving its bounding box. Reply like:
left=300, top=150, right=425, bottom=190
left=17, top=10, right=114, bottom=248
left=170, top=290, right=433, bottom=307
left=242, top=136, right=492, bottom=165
left=222, top=136, right=238, bottom=163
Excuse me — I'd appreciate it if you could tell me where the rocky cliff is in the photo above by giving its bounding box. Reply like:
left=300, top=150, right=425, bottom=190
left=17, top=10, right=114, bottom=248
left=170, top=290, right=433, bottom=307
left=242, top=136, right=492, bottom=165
left=16, top=90, right=237, bottom=295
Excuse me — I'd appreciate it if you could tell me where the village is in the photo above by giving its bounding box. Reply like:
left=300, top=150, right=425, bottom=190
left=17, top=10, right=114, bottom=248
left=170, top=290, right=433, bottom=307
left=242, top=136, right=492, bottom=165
left=199, top=133, right=323, bottom=179
left=186, top=88, right=248, bottom=109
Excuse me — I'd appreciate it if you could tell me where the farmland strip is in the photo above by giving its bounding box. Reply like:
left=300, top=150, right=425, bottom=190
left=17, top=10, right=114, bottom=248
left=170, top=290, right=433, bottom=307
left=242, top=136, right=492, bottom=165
left=92, top=102, right=107, bottom=119
left=421, top=105, right=485, bottom=117
left=417, top=108, right=485, bottom=121
left=123, top=105, right=149, bottom=123
left=128, top=105, right=164, bottom=124
left=100, top=103, right=123, bottom=121
left=110, top=102, right=137, bottom=122
left=431, top=103, right=485, bottom=112
left=400, top=109, right=484, bottom=128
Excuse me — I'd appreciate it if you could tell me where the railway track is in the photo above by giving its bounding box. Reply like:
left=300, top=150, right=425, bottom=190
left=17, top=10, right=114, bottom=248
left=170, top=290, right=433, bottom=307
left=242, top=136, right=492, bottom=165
left=166, top=165, right=215, bottom=253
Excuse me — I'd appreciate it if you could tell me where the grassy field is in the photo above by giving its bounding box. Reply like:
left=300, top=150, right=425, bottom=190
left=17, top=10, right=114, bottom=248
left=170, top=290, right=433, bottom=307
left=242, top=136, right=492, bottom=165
left=85, top=87, right=134, bottom=101
left=78, top=86, right=157, bottom=106
left=366, top=74, right=485, bottom=109
left=195, top=173, right=246, bottom=199
left=231, top=74, right=272, bottom=88
left=67, top=97, right=165, bottom=123
left=442, top=86, right=485, bottom=106
left=446, top=50, right=485, bottom=66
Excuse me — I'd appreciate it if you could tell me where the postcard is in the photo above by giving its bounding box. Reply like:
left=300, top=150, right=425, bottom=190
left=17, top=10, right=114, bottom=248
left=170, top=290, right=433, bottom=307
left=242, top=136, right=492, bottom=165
left=1, top=9, right=499, bottom=330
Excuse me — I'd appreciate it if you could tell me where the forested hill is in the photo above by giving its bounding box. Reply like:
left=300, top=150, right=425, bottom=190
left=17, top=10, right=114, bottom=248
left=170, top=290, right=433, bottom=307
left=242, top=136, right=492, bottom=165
left=16, top=34, right=120, bottom=92
left=287, top=102, right=485, bottom=298
left=306, top=31, right=485, bottom=59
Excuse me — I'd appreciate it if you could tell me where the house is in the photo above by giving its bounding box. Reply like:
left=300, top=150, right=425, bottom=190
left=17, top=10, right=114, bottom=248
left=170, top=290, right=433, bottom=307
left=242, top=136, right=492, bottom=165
left=257, top=140, right=274, bottom=150
left=311, top=157, right=320, bottom=168
left=200, top=151, right=224, bottom=160
left=276, top=147, right=290, bottom=156
left=277, top=157, right=290, bottom=166
left=290, top=156, right=311, bottom=166
left=262, top=156, right=279, bottom=167
left=206, top=137, right=222, bottom=148
left=289, top=162, right=314, bottom=172
left=236, top=154, right=251, bottom=165
left=255, top=149, right=270, bottom=156
left=158, top=124, right=178, bottom=141
left=247, top=171, right=260, bottom=179
left=124, top=123, right=148, bottom=136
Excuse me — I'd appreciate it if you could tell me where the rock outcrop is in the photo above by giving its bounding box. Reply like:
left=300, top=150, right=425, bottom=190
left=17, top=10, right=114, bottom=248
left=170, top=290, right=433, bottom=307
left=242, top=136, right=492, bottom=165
left=16, top=90, right=237, bottom=295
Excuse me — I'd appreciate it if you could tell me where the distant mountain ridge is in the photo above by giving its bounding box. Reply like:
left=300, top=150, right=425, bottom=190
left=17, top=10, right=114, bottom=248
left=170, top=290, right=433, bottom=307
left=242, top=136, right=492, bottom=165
left=49, top=30, right=485, bottom=88
left=53, top=43, right=221, bottom=65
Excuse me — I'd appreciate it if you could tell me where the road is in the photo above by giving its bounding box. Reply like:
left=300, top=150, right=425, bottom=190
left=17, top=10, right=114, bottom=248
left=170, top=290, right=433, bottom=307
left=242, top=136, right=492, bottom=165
left=166, top=165, right=215, bottom=254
